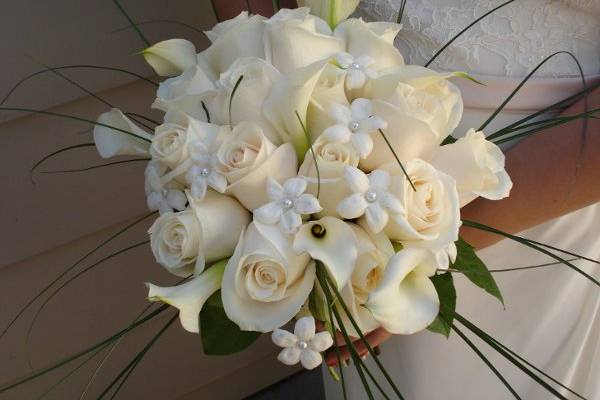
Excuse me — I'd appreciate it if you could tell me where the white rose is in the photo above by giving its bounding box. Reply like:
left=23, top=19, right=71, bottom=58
left=149, top=191, right=250, bottom=277
left=366, top=248, right=439, bottom=335
left=298, top=135, right=359, bottom=218
left=218, top=122, right=298, bottom=211
left=142, top=39, right=197, bottom=77
left=264, top=8, right=343, bottom=74
left=202, top=12, right=267, bottom=76
left=383, top=159, right=461, bottom=253
left=152, top=64, right=216, bottom=120
left=430, top=129, right=513, bottom=206
left=222, top=222, right=315, bottom=332
left=298, top=0, right=360, bottom=28
left=365, top=65, right=463, bottom=141
left=206, top=57, right=282, bottom=145
left=93, top=108, right=152, bottom=159
left=150, top=114, right=209, bottom=168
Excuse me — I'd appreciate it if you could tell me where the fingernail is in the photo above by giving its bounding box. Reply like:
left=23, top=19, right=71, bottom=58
left=374, top=346, right=381, bottom=356
left=361, top=354, right=368, bottom=361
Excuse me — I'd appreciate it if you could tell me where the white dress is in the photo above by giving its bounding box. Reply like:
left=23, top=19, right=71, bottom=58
left=324, top=1, right=600, bottom=399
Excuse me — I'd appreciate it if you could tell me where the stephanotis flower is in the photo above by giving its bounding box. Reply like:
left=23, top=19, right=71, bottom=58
left=322, top=98, right=387, bottom=158
left=337, top=166, right=403, bottom=233
left=145, top=161, right=187, bottom=214
left=335, top=52, right=378, bottom=89
left=271, top=316, right=333, bottom=370
left=185, top=140, right=227, bottom=199
left=254, top=177, right=322, bottom=235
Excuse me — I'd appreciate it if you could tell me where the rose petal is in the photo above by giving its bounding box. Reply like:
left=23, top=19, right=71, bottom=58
left=278, top=347, right=302, bottom=366
left=272, top=329, right=298, bottom=348
left=294, top=316, right=316, bottom=342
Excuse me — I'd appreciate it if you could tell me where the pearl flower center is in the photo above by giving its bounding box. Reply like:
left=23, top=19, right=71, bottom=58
left=297, top=341, right=308, bottom=350
left=350, top=62, right=361, bottom=70
left=282, top=198, right=294, bottom=209
left=349, top=121, right=360, bottom=131
left=199, top=168, right=209, bottom=177
left=365, top=191, right=378, bottom=203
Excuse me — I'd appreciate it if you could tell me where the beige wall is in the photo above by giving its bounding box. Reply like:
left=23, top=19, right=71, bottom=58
left=0, top=1, right=298, bottom=399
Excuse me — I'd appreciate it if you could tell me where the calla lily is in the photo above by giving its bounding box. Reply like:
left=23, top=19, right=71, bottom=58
left=293, top=217, right=358, bottom=288
left=93, top=108, right=152, bottom=159
left=146, top=260, right=226, bottom=333
left=366, top=248, right=439, bottom=335
left=142, top=39, right=197, bottom=77
left=298, top=0, right=360, bottom=29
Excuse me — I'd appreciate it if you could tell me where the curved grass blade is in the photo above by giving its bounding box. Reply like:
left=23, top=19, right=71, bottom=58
left=378, top=129, right=416, bottom=192
left=323, top=269, right=405, bottom=399
left=201, top=101, right=211, bottom=123
left=0, top=304, right=168, bottom=394
left=0, top=212, right=155, bottom=342
left=41, top=158, right=150, bottom=174
left=96, top=313, right=178, bottom=400
left=462, top=220, right=599, bottom=287
left=396, top=0, right=407, bottom=24
left=295, top=110, right=321, bottom=198
left=24, top=240, right=151, bottom=364
left=443, top=258, right=579, bottom=275
left=228, top=75, right=244, bottom=127
left=1, top=65, right=157, bottom=106
left=424, top=0, right=515, bottom=67
left=0, top=107, right=152, bottom=142
left=326, top=295, right=347, bottom=400
left=452, top=311, right=569, bottom=400
left=479, top=51, right=585, bottom=132
left=451, top=324, right=521, bottom=399
left=111, top=19, right=206, bottom=35
left=492, top=111, right=598, bottom=138
left=124, top=113, right=159, bottom=127
left=112, top=0, right=149, bottom=47
left=29, top=143, right=95, bottom=183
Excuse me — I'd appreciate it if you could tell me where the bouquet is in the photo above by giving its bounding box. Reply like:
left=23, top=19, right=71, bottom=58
left=2, top=0, right=597, bottom=398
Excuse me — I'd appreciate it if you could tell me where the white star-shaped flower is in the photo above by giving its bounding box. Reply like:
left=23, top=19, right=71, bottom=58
left=336, top=52, right=378, bottom=89
left=185, top=140, right=227, bottom=199
left=337, top=166, right=403, bottom=233
left=145, top=161, right=186, bottom=214
left=322, top=98, right=387, bottom=159
left=254, top=177, right=322, bottom=235
left=271, top=316, right=333, bottom=370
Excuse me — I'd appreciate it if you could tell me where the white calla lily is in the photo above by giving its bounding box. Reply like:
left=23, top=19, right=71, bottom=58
left=146, top=260, right=226, bottom=333
left=298, top=0, right=360, bottom=28
left=293, top=217, right=358, bottom=288
left=142, top=39, right=197, bottom=77
left=366, top=248, right=439, bottom=335
left=93, top=108, right=152, bottom=159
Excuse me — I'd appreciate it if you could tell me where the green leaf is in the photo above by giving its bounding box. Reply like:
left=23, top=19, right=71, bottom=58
left=441, top=135, right=457, bottom=145
left=427, top=272, right=456, bottom=338
left=200, top=291, right=260, bottom=356
left=453, top=238, right=504, bottom=305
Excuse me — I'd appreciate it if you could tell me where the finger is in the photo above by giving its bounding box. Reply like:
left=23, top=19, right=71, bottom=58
left=325, top=328, right=391, bottom=366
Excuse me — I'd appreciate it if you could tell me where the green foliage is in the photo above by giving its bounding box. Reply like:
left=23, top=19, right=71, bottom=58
left=427, top=273, right=456, bottom=338
left=200, top=291, right=260, bottom=356
left=453, top=238, right=504, bottom=305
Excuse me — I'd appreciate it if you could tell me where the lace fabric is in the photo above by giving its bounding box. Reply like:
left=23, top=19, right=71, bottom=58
left=356, top=0, right=600, bottom=77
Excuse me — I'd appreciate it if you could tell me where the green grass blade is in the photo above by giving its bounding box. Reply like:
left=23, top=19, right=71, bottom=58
left=451, top=324, right=522, bottom=399
left=228, top=75, right=244, bottom=127
left=296, top=110, right=321, bottom=198
left=124, top=113, right=159, bottom=127
left=30, top=143, right=95, bottom=182
left=444, top=258, right=579, bottom=275
left=112, top=0, right=150, bottom=47
left=201, top=101, right=211, bottom=123
left=424, top=0, right=515, bottom=67
left=462, top=220, right=599, bottom=286
left=0, top=211, right=155, bottom=342
left=378, top=129, right=416, bottom=192
left=41, top=158, right=150, bottom=174
left=0, top=304, right=168, bottom=394
left=111, top=19, right=206, bottom=35
left=396, top=0, right=407, bottom=24
left=326, top=292, right=347, bottom=400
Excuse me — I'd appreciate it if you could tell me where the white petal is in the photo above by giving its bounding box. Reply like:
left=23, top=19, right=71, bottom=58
left=368, top=169, right=391, bottom=191
left=293, top=217, right=358, bottom=288
left=284, top=177, right=307, bottom=198
left=351, top=98, right=373, bottom=120
left=379, top=192, right=403, bottom=214
left=281, top=210, right=303, bottom=235
left=323, top=124, right=352, bottom=143
left=278, top=347, right=301, bottom=366
left=142, top=39, right=197, bottom=77
left=365, top=202, right=389, bottom=233
left=94, top=109, right=151, bottom=158
left=329, top=103, right=352, bottom=124
left=310, top=331, right=334, bottom=352
left=146, top=261, right=225, bottom=333
left=266, top=176, right=285, bottom=201
left=300, top=350, right=323, bottom=370
left=344, top=165, right=369, bottom=193
left=294, top=316, right=316, bottom=342
left=294, top=194, right=322, bottom=215
left=346, top=70, right=367, bottom=89
left=337, top=193, right=368, bottom=219
left=350, top=133, right=373, bottom=158
left=254, top=202, right=283, bottom=224
left=272, top=329, right=298, bottom=348
left=335, top=51, right=354, bottom=67
left=190, top=179, right=207, bottom=200
left=166, top=189, right=187, bottom=211
left=208, top=172, right=227, bottom=193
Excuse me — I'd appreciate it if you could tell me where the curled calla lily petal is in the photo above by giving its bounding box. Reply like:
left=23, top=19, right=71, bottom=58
left=146, top=260, right=226, bottom=333
left=293, top=217, right=358, bottom=288
left=93, top=108, right=152, bottom=159
left=298, top=0, right=360, bottom=28
left=142, top=39, right=197, bottom=77
left=366, top=248, right=439, bottom=335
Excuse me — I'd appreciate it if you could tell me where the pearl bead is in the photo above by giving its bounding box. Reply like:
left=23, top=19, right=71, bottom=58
left=365, top=191, right=378, bottom=203
left=282, top=198, right=294, bottom=209
left=350, top=121, right=360, bottom=131
left=161, top=189, right=168, bottom=197
left=199, top=168, right=209, bottom=177
left=298, top=341, right=308, bottom=350
left=350, top=62, right=361, bottom=70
